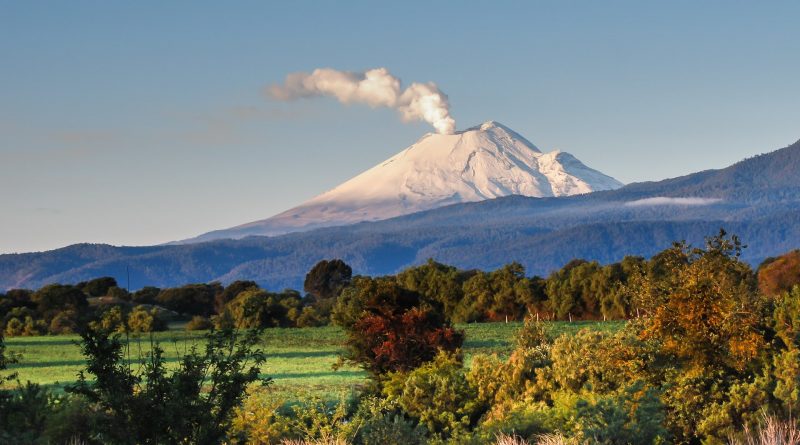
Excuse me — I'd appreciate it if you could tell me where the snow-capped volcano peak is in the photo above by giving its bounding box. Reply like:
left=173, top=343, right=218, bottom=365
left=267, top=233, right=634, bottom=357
left=187, top=121, right=624, bottom=242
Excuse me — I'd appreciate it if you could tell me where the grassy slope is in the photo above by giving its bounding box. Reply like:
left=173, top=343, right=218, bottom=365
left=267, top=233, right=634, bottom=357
left=3, top=321, right=623, bottom=399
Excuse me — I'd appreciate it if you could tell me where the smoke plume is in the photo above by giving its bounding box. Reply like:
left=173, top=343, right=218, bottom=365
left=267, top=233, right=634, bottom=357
left=268, top=67, right=456, bottom=134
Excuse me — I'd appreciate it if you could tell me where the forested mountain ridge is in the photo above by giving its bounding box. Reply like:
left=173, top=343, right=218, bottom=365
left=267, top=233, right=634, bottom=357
left=2, top=139, right=799, bottom=291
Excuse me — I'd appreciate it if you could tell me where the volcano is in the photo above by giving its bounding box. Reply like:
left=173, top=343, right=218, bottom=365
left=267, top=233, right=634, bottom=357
left=186, top=121, right=623, bottom=242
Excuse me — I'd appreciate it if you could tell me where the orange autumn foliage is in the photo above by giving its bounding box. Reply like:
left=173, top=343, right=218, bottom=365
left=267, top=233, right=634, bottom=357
left=758, top=250, right=800, bottom=297
left=629, top=231, right=767, bottom=373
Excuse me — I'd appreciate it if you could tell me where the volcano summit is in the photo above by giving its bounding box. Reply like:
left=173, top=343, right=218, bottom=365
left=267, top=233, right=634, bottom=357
left=187, top=121, right=623, bottom=243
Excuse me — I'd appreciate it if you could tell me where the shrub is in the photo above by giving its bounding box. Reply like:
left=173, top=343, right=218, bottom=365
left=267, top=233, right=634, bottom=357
left=357, top=413, right=426, bottom=445
left=572, top=382, right=668, bottom=445
left=48, top=309, right=80, bottom=334
left=383, top=352, right=481, bottom=440
left=353, top=397, right=427, bottom=445
left=0, top=382, right=53, bottom=444
left=221, top=289, right=303, bottom=329
left=230, top=387, right=293, bottom=444
left=296, top=306, right=327, bottom=327
left=3, top=317, right=24, bottom=336
left=42, top=395, right=106, bottom=445
left=547, top=329, right=641, bottom=394
left=68, top=327, right=269, bottom=444
left=31, top=284, right=88, bottom=323
left=90, top=306, right=126, bottom=333
left=215, top=280, right=259, bottom=314
left=80, top=277, right=118, bottom=297
left=126, top=305, right=167, bottom=332
left=185, top=315, right=213, bottom=331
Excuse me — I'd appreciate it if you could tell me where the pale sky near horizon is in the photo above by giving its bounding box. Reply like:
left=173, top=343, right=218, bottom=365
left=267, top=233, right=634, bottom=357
left=2, top=1, right=799, bottom=253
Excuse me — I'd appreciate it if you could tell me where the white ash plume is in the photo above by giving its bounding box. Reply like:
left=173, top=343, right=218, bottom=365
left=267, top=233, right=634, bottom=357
left=268, top=67, right=456, bottom=134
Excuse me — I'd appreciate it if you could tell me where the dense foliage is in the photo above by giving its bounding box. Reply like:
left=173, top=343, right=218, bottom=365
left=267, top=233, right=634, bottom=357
left=225, top=231, right=800, bottom=444
left=0, top=327, right=268, bottom=444
left=2, top=232, right=800, bottom=443
left=333, top=278, right=464, bottom=375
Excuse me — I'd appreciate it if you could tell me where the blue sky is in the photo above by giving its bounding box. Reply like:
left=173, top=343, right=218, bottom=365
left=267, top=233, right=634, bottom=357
left=2, top=1, right=799, bottom=253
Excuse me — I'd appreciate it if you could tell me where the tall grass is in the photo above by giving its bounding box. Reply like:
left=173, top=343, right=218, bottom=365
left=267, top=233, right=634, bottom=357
left=730, top=416, right=800, bottom=445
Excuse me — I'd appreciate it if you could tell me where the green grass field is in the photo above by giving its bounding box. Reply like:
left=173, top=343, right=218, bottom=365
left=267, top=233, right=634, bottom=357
left=2, top=321, right=623, bottom=400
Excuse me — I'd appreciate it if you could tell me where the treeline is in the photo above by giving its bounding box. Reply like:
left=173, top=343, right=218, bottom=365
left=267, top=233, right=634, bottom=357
left=3, top=243, right=799, bottom=336
left=0, top=277, right=310, bottom=336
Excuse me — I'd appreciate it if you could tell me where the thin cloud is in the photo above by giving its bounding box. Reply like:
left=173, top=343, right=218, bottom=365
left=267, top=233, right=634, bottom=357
left=625, top=197, right=723, bottom=207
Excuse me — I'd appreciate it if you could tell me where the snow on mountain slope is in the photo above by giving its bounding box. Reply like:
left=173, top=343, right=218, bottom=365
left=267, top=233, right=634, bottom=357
left=186, top=121, right=623, bottom=242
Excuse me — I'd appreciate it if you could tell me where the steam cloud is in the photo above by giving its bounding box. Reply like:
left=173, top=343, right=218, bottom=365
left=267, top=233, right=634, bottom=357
left=268, top=68, right=456, bottom=134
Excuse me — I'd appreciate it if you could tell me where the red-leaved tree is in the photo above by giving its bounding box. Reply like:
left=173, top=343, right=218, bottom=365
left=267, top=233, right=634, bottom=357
left=337, top=278, right=463, bottom=376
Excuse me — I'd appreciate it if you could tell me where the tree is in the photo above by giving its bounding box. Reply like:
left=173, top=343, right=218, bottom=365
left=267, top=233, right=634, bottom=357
left=545, top=259, right=602, bottom=319
left=304, top=259, right=352, bottom=300
left=31, top=284, right=88, bottom=322
left=68, top=327, right=269, bottom=444
left=0, top=289, right=35, bottom=318
left=81, top=277, right=118, bottom=297
left=132, top=286, right=160, bottom=305
left=458, top=263, right=536, bottom=322
left=758, top=250, right=800, bottom=297
left=220, top=289, right=302, bottom=328
left=336, top=278, right=463, bottom=376
left=631, top=231, right=765, bottom=374
left=155, top=283, right=222, bottom=316
left=623, top=230, right=769, bottom=441
left=215, top=280, right=259, bottom=314
left=90, top=306, right=126, bottom=333
left=396, top=259, right=469, bottom=319
left=126, top=306, right=167, bottom=333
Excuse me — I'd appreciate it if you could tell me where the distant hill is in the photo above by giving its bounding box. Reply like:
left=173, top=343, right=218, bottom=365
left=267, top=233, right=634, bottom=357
left=1, top=139, right=799, bottom=291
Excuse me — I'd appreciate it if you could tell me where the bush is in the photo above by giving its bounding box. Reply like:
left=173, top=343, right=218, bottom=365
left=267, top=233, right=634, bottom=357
left=357, top=412, right=427, bottom=445
left=68, top=327, right=269, bottom=444
left=547, top=329, right=640, bottom=394
left=215, top=280, right=260, bottom=314
left=90, top=306, right=126, bottom=333
left=221, top=289, right=302, bottom=329
left=572, top=382, right=668, bottom=445
left=42, top=395, right=106, bottom=445
left=48, top=309, right=80, bottom=334
left=230, top=387, right=293, bottom=443
left=383, top=352, right=482, bottom=440
left=185, top=315, right=213, bottom=331
left=126, top=305, right=167, bottom=332
left=295, top=306, right=329, bottom=328
left=0, top=382, right=53, bottom=444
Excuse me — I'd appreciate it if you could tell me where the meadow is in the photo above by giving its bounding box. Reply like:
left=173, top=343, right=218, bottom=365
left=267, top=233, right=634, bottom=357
left=2, top=321, right=621, bottom=400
